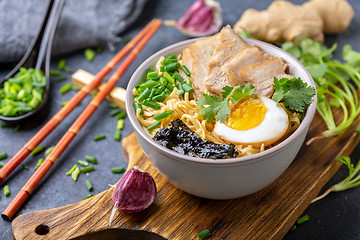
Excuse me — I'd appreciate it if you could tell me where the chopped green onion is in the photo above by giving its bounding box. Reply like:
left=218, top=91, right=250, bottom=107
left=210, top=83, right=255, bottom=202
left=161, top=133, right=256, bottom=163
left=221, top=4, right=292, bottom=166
left=290, top=225, right=297, bottom=232
left=96, top=46, right=103, bottom=53
left=296, top=215, right=310, bottom=224
left=21, top=163, right=29, bottom=170
left=80, top=166, right=95, bottom=173
left=197, top=229, right=211, bottom=239
left=108, top=103, right=118, bottom=109
left=156, top=85, right=166, bottom=95
left=151, top=92, right=168, bottom=102
left=173, top=72, right=184, bottom=82
left=84, top=48, right=96, bottom=61
left=0, top=161, right=5, bottom=168
left=1, top=123, right=11, bottom=128
left=111, top=167, right=125, bottom=174
left=61, top=101, right=68, bottom=106
left=165, top=54, right=177, bottom=60
left=181, top=65, right=191, bottom=76
left=356, top=124, right=360, bottom=134
left=146, top=71, right=159, bottom=79
left=147, top=121, right=161, bottom=131
left=114, top=129, right=121, bottom=141
left=153, top=110, right=174, bottom=121
left=134, top=103, right=144, bottom=115
left=13, top=124, right=20, bottom=132
left=137, top=88, right=151, bottom=102
left=4, top=185, right=10, bottom=197
left=66, top=164, right=78, bottom=175
left=85, top=179, right=93, bottom=192
left=143, top=99, right=160, bottom=109
left=117, top=119, right=124, bottom=130
left=0, top=152, right=7, bottom=160
left=60, top=83, right=72, bottom=94
left=80, top=193, right=94, bottom=201
left=77, top=160, right=88, bottom=167
left=56, top=76, right=67, bottom=82
left=181, top=83, right=194, bottom=93
left=44, top=146, right=55, bottom=157
left=149, top=88, right=158, bottom=99
left=64, top=66, right=73, bottom=73
left=71, top=166, right=80, bottom=181
left=50, top=70, right=61, bottom=76
left=164, top=72, right=175, bottom=84
left=123, top=37, right=132, bottom=44
left=31, top=145, right=44, bottom=155
left=116, top=111, right=126, bottom=119
left=34, top=158, right=44, bottom=170
left=85, top=155, right=98, bottom=164
left=110, top=109, right=122, bottom=116
left=58, top=59, right=66, bottom=70
left=93, top=134, right=106, bottom=142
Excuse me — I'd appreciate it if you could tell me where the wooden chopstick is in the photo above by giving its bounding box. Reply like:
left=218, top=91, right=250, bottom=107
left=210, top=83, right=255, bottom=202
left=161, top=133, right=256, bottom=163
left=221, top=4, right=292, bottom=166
left=2, top=19, right=162, bottom=221
left=0, top=19, right=158, bottom=185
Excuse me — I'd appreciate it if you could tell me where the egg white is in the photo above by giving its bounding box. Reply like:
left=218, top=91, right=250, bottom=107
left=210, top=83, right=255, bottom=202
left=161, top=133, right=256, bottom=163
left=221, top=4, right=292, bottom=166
left=214, top=96, right=289, bottom=148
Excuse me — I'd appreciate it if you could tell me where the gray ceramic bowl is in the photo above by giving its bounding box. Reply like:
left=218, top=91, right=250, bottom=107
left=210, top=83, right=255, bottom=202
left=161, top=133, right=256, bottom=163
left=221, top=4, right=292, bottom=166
left=126, top=38, right=317, bottom=200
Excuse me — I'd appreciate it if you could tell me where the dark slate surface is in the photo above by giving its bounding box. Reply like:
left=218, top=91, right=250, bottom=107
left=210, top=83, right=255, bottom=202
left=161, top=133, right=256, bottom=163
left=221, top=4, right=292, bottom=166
left=0, top=0, right=359, bottom=239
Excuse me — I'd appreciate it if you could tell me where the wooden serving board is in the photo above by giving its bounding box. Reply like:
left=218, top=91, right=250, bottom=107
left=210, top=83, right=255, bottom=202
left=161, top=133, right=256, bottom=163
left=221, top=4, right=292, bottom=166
left=11, top=111, right=360, bottom=239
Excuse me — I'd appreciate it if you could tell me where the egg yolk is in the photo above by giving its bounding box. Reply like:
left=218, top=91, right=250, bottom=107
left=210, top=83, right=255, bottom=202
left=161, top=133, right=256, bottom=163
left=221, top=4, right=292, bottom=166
left=225, top=97, right=267, bottom=131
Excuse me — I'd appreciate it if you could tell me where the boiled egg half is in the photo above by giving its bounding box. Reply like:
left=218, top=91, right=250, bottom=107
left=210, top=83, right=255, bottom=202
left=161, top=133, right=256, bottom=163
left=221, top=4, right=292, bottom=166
left=214, top=96, right=289, bottom=148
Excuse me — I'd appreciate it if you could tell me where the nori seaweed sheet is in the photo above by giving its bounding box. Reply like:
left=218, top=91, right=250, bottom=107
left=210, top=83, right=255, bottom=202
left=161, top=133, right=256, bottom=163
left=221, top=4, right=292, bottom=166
left=153, top=119, right=238, bottom=159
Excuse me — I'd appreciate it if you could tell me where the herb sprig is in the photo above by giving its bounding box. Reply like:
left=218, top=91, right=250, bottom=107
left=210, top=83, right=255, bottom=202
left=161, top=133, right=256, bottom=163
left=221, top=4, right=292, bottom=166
left=196, top=83, right=255, bottom=123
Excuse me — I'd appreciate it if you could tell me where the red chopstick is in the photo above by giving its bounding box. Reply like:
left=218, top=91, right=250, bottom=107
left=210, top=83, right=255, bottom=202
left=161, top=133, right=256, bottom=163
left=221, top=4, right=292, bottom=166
left=2, top=19, right=162, bottom=221
left=0, top=19, right=159, bottom=184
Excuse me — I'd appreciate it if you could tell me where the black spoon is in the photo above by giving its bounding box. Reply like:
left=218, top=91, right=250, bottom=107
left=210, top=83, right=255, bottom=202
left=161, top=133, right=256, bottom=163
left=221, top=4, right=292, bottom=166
left=0, top=0, right=65, bottom=123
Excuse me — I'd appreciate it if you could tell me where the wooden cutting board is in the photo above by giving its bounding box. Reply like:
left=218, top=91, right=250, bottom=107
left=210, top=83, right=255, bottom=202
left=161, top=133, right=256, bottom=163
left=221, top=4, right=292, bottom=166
left=11, top=110, right=360, bottom=239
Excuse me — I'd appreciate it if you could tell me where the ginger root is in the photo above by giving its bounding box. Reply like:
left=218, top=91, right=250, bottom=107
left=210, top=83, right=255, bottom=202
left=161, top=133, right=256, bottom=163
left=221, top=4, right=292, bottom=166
left=234, top=0, right=354, bottom=43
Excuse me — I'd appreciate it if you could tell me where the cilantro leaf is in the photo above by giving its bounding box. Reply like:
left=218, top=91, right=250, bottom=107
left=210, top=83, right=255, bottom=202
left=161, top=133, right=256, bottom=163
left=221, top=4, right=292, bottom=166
left=272, top=77, right=315, bottom=113
left=196, top=84, right=255, bottom=123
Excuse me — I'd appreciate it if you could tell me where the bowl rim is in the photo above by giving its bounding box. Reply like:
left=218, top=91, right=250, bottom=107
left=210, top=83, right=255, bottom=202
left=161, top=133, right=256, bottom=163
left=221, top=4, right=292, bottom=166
left=126, top=38, right=317, bottom=165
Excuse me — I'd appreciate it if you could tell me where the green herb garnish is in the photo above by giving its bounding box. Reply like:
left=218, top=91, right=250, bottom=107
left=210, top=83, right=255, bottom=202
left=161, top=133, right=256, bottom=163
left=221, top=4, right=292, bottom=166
left=84, top=48, right=96, bottom=62
left=197, top=229, right=211, bottom=239
left=272, top=77, right=315, bottom=113
left=196, top=83, right=255, bottom=123
left=0, top=152, right=7, bottom=160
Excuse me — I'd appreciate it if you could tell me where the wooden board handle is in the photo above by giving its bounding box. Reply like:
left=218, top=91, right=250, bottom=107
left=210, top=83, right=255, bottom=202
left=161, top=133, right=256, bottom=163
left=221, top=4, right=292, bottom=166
left=11, top=133, right=156, bottom=240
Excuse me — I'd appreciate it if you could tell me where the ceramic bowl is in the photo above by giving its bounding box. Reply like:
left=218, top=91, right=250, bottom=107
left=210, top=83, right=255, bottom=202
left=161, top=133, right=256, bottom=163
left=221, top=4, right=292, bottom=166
left=126, top=38, right=317, bottom=200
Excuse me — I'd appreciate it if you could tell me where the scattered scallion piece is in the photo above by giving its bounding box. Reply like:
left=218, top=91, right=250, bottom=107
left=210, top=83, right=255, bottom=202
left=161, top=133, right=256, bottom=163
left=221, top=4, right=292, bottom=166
left=108, top=103, right=118, bottom=109
left=0, top=161, right=5, bottom=168
left=290, top=225, right=297, bottom=232
left=296, top=215, right=310, bottom=224
left=117, top=119, right=124, bottom=130
left=44, top=146, right=55, bottom=157
left=147, top=121, right=161, bottom=131
left=50, top=70, right=61, bottom=76
left=96, top=46, right=103, bottom=53
left=84, top=48, right=96, bottom=61
left=30, top=145, right=44, bottom=155
left=111, top=167, right=125, bottom=174
left=60, top=83, right=72, bottom=94
left=77, top=160, right=88, bottom=167
left=34, top=158, right=44, bottom=170
left=114, top=129, right=121, bottom=141
left=356, top=125, right=360, bottom=134
left=66, top=164, right=78, bottom=175
left=1, top=123, right=11, bottom=128
left=181, top=65, right=191, bottom=76
left=72, top=166, right=80, bottom=181
left=153, top=110, right=174, bottom=121
left=85, top=179, right=94, bottom=192
left=143, top=99, right=160, bottom=109
left=123, top=37, right=132, bottom=44
left=80, top=166, right=95, bottom=173
left=64, top=66, right=73, bottom=74
left=0, top=152, right=7, bottom=160
left=116, top=111, right=126, bottom=119
left=85, top=155, right=98, bottom=164
left=197, top=229, right=211, bottom=239
left=13, top=124, right=20, bottom=132
left=21, top=163, right=29, bottom=170
left=61, top=101, right=68, bottom=107
left=134, top=103, right=144, bottom=115
left=110, top=109, right=122, bottom=116
left=4, top=185, right=10, bottom=197
left=93, top=134, right=106, bottom=142
left=56, top=76, right=67, bottom=82
left=58, top=59, right=66, bottom=70
left=80, top=193, right=94, bottom=201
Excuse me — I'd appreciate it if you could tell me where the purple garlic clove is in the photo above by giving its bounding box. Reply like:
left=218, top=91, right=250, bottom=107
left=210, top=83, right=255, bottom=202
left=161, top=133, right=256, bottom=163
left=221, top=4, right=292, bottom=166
left=109, top=166, right=156, bottom=226
left=164, top=0, right=222, bottom=37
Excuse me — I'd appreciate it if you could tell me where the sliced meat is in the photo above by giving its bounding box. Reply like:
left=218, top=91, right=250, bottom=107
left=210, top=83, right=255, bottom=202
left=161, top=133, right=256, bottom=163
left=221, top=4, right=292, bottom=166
left=239, top=58, right=290, bottom=97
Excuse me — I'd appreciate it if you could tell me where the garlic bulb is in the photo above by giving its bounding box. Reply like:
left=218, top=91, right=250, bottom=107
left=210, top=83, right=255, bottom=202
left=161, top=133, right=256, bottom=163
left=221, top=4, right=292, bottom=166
left=164, top=0, right=222, bottom=37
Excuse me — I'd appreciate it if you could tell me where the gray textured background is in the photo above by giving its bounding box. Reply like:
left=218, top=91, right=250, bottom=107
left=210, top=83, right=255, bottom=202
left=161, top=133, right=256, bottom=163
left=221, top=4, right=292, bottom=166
left=0, top=0, right=359, bottom=239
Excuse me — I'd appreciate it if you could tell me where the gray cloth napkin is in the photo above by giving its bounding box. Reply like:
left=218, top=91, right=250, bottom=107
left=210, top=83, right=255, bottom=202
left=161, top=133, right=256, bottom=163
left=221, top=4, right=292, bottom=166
left=0, top=0, right=148, bottom=63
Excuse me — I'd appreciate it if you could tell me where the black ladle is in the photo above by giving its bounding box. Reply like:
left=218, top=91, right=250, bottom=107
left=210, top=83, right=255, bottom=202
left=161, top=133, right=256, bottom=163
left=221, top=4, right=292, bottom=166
left=0, top=0, right=65, bottom=123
